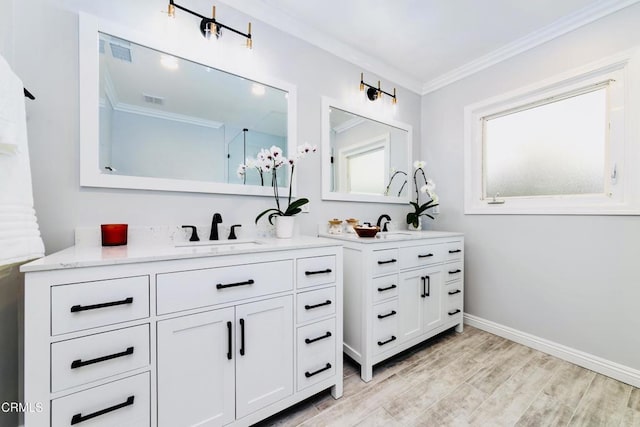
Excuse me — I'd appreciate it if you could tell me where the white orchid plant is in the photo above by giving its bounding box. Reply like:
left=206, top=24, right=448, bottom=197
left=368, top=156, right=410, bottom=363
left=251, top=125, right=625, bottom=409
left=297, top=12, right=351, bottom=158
left=407, top=160, right=439, bottom=228
left=237, top=143, right=317, bottom=225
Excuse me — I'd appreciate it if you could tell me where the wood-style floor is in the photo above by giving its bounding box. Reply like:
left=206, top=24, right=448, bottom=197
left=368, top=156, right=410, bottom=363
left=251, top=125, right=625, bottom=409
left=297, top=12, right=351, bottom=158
left=256, top=326, right=640, bottom=426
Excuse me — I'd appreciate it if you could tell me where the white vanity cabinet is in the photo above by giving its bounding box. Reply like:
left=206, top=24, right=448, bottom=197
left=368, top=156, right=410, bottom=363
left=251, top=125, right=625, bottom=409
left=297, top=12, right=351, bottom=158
left=324, top=231, right=463, bottom=382
left=21, top=239, right=343, bottom=427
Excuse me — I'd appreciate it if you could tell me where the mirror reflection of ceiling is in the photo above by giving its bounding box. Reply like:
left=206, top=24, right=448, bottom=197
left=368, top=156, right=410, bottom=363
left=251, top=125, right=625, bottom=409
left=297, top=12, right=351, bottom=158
left=99, top=33, right=287, bottom=137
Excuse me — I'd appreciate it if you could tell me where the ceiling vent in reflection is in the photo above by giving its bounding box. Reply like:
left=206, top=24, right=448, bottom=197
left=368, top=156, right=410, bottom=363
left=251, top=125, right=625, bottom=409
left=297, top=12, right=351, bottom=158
left=109, top=42, right=132, bottom=62
left=143, top=94, right=165, bottom=105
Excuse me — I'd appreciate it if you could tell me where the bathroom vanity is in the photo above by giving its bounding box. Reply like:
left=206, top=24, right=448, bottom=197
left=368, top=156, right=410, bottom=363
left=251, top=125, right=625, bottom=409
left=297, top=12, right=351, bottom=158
left=321, top=231, right=464, bottom=382
left=20, top=237, right=343, bottom=427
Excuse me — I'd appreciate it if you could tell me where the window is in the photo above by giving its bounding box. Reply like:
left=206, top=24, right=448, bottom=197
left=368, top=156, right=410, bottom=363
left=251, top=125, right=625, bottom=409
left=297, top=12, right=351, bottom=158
left=464, top=49, right=640, bottom=215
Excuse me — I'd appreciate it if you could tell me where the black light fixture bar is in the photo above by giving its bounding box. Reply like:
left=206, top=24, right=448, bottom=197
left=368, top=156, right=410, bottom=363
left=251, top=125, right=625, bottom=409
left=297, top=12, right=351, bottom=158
left=168, top=0, right=252, bottom=48
left=360, top=73, right=397, bottom=104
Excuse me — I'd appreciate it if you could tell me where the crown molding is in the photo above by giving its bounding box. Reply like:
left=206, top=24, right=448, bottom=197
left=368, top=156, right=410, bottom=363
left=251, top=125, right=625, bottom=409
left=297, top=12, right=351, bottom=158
left=113, top=103, right=224, bottom=129
left=421, top=0, right=640, bottom=94
left=214, top=0, right=423, bottom=94
left=209, top=0, right=640, bottom=97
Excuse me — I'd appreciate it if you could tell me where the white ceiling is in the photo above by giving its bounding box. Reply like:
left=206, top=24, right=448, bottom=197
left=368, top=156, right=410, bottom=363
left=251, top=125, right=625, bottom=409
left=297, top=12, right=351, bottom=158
left=217, top=0, right=640, bottom=94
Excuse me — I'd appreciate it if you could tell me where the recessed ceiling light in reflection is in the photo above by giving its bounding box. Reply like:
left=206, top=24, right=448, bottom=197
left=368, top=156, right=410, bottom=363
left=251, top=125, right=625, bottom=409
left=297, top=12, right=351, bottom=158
left=252, top=83, right=265, bottom=96
left=160, top=55, right=179, bottom=70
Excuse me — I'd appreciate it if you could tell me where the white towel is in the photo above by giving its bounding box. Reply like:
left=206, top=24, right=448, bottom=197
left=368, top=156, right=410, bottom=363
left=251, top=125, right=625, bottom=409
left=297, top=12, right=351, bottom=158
left=0, top=54, right=45, bottom=264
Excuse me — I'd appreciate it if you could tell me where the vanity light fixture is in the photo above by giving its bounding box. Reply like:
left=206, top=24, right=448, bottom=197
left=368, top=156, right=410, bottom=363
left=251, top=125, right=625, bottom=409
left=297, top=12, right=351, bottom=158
left=360, top=73, right=397, bottom=104
left=167, top=0, right=253, bottom=49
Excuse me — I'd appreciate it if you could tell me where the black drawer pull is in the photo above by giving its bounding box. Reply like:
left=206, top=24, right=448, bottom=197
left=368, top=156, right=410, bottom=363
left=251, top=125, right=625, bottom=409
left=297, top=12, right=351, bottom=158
left=377, top=259, right=397, bottom=265
left=70, top=395, right=134, bottom=425
left=216, top=279, right=254, bottom=289
left=70, top=347, right=134, bottom=369
left=418, top=253, right=433, bottom=258
left=449, top=249, right=462, bottom=254
left=448, top=289, right=462, bottom=295
left=377, top=335, right=397, bottom=346
left=377, top=284, right=397, bottom=292
left=227, top=321, right=232, bottom=360
left=305, top=363, right=332, bottom=378
left=305, top=331, right=332, bottom=344
left=448, top=309, right=461, bottom=316
left=421, top=276, right=430, bottom=298
left=449, top=269, right=462, bottom=274
left=239, top=318, right=245, bottom=356
left=70, top=297, right=133, bottom=313
left=305, top=268, right=332, bottom=276
left=377, top=310, right=397, bottom=319
left=305, top=300, right=332, bottom=310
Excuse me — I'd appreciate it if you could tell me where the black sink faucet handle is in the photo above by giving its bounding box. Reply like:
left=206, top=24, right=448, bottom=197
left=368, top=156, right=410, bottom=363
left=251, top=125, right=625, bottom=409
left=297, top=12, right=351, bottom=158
left=181, top=225, right=200, bottom=242
left=228, top=224, right=242, bottom=240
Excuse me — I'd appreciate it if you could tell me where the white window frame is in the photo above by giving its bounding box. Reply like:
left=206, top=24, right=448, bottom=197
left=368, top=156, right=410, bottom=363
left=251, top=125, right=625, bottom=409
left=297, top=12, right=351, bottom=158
left=464, top=47, right=640, bottom=215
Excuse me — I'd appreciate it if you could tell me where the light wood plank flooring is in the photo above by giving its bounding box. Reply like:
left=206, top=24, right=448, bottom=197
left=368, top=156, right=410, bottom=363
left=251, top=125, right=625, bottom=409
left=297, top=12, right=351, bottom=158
left=255, top=326, right=640, bottom=427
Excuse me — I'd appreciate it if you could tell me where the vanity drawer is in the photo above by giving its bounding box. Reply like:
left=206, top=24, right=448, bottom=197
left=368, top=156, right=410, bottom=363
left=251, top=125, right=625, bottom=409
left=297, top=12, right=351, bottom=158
left=51, top=325, right=150, bottom=393
left=373, top=299, right=399, bottom=355
left=296, top=318, right=336, bottom=391
left=297, top=255, right=336, bottom=289
left=445, top=241, right=464, bottom=261
left=372, top=249, right=399, bottom=277
left=445, top=262, right=463, bottom=282
left=156, top=260, right=293, bottom=314
left=398, top=244, right=444, bottom=270
left=446, top=286, right=463, bottom=319
left=51, top=276, right=150, bottom=336
left=297, top=287, right=336, bottom=324
left=51, top=372, right=150, bottom=427
left=372, top=274, right=399, bottom=304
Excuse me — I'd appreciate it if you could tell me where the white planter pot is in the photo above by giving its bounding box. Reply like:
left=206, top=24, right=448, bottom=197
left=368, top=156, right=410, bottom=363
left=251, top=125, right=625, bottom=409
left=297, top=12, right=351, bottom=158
left=275, top=216, right=295, bottom=239
left=407, top=217, right=422, bottom=231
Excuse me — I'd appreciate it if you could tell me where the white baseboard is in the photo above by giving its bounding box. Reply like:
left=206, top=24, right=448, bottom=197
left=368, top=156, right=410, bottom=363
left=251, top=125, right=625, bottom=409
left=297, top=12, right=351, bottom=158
left=464, top=313, right=640, bottom=388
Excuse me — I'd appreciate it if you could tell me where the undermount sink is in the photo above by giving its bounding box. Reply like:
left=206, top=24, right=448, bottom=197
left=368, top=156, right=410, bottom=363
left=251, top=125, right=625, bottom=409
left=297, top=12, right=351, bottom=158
left=375, top=232, right=413, bottom=240
left=175, top=240, right=264, bottom=250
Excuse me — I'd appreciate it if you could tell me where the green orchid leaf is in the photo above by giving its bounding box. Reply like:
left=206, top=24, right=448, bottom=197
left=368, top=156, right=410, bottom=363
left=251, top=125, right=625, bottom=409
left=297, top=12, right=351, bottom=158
left=285, top=198, right=309, bottom=214
left=255, top=208, right=282, bottom=224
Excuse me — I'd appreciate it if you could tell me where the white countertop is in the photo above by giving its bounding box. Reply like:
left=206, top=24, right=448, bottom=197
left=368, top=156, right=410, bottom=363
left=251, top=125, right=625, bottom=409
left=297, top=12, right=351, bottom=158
left=318, top=230, right=463, bottom=244
left=20, top=236, right=341, bottom=273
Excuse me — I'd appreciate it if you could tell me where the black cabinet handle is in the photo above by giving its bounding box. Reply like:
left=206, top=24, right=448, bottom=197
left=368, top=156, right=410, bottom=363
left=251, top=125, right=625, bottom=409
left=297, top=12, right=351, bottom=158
left=377, top=259, right=397, bottom=265
left=216, top=279, right=254, bottom=289
left=377, top=284, right=397, bottom=292
left=305, top=331, right=332, bottom=344
left=70, top=347, right=134, bottom=369
left=448, top=309, right=461, bottom=316
left=239, top=318, right=245, bottom=356
left=70, top=395, right=134, bottom=425
left=305, top=363, right=332, bottom=378
left=377, top=336, right=397, bottom=346
left=226, top=321, right=232, bottom=360
left=418, top=253, right=433, bottom=258
left=448, top=289, right=462, bottom=295
left=449, top=269, right=462, bottom=274
left=377, top=310, right=397, bottom=319
left=421, top=276, right=430, bottom=298
left=305, top=268, right=332, bottom=276
left=305, top=300, right=332, bottom=310
left=449, top=249, right=462, bottom=254
left=70, top=297, right=133, bottom=313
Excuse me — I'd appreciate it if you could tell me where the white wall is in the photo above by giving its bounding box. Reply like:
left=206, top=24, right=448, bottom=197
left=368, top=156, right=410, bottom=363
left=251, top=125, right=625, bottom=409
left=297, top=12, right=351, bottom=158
left=423, top=4, right=640, bottom=374
left=11, top=0, right=421, bottom=254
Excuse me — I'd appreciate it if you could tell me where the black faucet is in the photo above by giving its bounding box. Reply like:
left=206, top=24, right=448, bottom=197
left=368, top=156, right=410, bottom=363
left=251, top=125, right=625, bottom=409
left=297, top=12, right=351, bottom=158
left=376, top=214, right=391, bottom=232
left=210, top=213, right=223, bottom=240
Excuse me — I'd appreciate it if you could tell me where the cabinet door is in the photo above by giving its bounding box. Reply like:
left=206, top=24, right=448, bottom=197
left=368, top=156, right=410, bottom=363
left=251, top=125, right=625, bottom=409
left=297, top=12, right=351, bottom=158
left=157, top=308, right=235, bottom=427
left=235, top=296, right=293, bottom=419
left=421, top=266, right=444, bottom=332
left=398, top=270, right=424, bottom=343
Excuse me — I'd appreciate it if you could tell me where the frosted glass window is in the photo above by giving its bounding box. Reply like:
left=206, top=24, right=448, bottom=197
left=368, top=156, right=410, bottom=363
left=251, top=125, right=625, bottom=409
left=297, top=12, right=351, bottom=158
left=484, top=88, right=607, bottom=198
left=347, top=148, right=385, bottom=194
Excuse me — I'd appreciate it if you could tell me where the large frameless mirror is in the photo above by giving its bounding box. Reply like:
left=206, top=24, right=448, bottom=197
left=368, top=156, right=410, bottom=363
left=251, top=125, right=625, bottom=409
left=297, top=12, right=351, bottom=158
left=321, top=97, right=412, bottom=204
left=79, top=13, right=296, bottom=196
